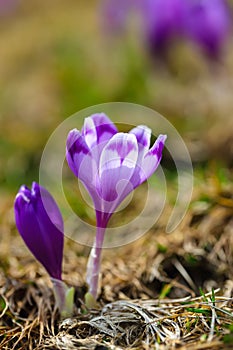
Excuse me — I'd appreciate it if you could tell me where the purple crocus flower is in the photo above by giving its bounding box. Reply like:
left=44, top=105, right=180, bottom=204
left=186, top=0, right=231, bottom=59
left=140, top=0, right=189, bottom=55
left=66, top=113, right=166, bottom=298
left=14, top=182, right=64, bottom=280
left=102, top=0, right=189, bottom=56
left=14, top=182, right=74, bottom=316
left=101, top=0, right=231, bottom=61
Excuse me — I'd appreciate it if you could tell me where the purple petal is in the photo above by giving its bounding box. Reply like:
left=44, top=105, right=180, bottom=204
left=99, top=133, right=138, bottom=175
left=34, top=182, right=64, bottom=233
left=125, top=125, right=152, bottom=190
left=66, top=129, right=89, bottom=178
left=14, top=182, right=64, bottom=280
left=140, top=134, right=167, bottom=182
left=66, top=129, right=99, bottom=185
left=66, top=128, right=100, bottom=209
left=98, top=133, right=138, bottom=213
left=130, top=125, right=151, bottom=148
left=82, top=113, right=118, bottom=150
left=130, top=125, right=151, bottom=161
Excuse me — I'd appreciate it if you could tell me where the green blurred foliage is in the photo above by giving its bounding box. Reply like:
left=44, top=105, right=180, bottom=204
left=0, top=0, right=232, bottom=193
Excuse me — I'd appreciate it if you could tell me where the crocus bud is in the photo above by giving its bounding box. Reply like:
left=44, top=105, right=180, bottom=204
left=14, top=182, right=64, bottom=280
left=14, top=182, right=74, bottom=317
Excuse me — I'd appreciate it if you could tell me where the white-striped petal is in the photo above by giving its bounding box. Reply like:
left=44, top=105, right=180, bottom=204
left=140, top=134, right=167, bottom=182
left=82, top=113, right=118, bottom=150
left=98, top=133, right=138, bottom=210
left=66, top=128, right=98, bottom=192
left=130, top=125, right=152, bottom=165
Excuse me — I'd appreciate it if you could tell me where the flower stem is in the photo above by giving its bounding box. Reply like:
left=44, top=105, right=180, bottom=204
left=86, top=225, right=106, bottom=299
left=51, top=278, right=74, bottom=318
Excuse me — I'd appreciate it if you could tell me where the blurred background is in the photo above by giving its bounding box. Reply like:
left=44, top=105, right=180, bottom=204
left=0, top=0, right=232, bottom=197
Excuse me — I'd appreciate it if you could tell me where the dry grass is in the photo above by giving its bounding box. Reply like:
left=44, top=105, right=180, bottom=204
left=45, top=293, right=233, bottom=349
left=0, top=176, right=233, bottom=349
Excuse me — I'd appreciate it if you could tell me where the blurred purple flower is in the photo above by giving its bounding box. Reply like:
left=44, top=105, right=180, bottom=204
left=140, top=0, right=189, bottom=54
left=102, top=0, right=133, bottom=34
left=186, top=0, right=231, bottom=58
left=14, top=182, right=64, bottom=280
left=66, top=113, right=166, bottom=298
left=101, top=0, right=232, bottom=60
left=0, top=0, right=18, bottom=16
